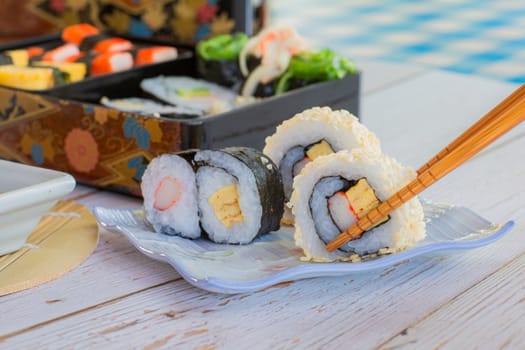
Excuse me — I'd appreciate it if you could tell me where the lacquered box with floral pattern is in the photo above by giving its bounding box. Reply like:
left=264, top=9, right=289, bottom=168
left=0, top=69, right=360, bottom=196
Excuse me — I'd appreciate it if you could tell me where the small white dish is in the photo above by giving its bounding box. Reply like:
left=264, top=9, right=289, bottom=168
left=0, top=160, right=76, bottom=256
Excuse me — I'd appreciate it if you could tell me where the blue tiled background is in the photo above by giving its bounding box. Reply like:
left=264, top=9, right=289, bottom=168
left=270, top=0, right=525, bottom=83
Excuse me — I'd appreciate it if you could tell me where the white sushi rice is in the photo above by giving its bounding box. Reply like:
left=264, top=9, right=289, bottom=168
left=291, top=150, right=426, bottom=262
left=195, top=150, right=262, bottom=244
left=140, top=76, right=238, bottom=116
left=141, top=154, right=201, bottom=238
left=100, top=97, right=199, bottom=115
left=263, top=106, right=382, bottom=224
left=263, top=106, right=381, bottom=166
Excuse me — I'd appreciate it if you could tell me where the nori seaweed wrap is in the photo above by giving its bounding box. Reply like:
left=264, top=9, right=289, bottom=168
left=141, top=146, right=284, bottom=244
left=196, top=33, right=248, bottom=89
left=194, top=146, right=284, bottom=244
left=0, top=53, right=13, bottom=66
left=275, top=48, right=357, bottom=94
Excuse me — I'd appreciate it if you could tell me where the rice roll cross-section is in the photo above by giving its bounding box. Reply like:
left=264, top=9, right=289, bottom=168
left=194, top=147, right=284, bottom=244
left=291, top=150, right=426, bottom=262
left=141, top=151, right=201, bottom=239
left=263, top=106, right=382, bottom=224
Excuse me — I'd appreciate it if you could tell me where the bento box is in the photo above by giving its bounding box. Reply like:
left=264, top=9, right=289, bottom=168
left=0, top=36, right=360, bottom=197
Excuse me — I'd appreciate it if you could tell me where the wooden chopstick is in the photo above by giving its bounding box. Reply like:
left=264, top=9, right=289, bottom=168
left=326, top=85, right=525, bottom=252
left=417, top=84, right=525, bottom=174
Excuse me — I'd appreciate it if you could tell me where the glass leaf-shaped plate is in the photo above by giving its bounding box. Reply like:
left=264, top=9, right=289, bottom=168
left=92, top=201, right=514, bottom=294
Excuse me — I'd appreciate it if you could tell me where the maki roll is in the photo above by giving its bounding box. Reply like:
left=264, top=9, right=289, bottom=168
left=238, top=25, right=308, bottom=97
left=0, top=53, right=13, bottom=66
left=140, top=76, right=238, bottom=116
left=100, top=97, right=200, bottom=117
left=134, top=46, right=178, bottom=66
left=62, top=23, right=101, bottom=46
left=0, top=65, right=59, bottom=90
left=263, top=106, right=381, bottom=223
left=194, top=147, right=284, bottom=244
left=4, top=50, right=28, bottom=67
left=291, top=150, right=426, bottom=262
left=141, top=147, right=284, bottom=244
left=141, top=151, right=201, bottom=239
left=196, top=33, right=248, bottom=88
left=42, top=44, right=81, bottom=63
left=32, top=61, right=87, bottom=83
left=89, top=51, right=134, bottom=76
left=275, top=48, right=357, bottom=94
left=79, top=35, right=133, bottom=55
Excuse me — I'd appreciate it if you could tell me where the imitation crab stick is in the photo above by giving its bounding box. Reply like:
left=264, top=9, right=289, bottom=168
left=134, top=46, right=177, bottom=66
left=88, top=37, right=133, bottom=55
left=89, top=51, right=133, bottom=76
left=42, top=43, right=81, bottom=63
left=62, top=23, right=100, bottom=46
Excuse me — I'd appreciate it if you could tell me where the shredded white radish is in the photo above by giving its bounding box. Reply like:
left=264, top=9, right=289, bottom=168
left=238, top=26, right=308, bottom=96
left=241, top=64, right=281, bottom=96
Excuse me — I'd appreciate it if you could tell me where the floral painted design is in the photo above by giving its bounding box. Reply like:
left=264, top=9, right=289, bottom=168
left=18, top=123, right=56, bottom=165
left=128, top=155, right=148, bottom=182
left=144, top=119, right=163, bottom=143
left=123, top=117, right=151, bottom=150
left=31, top=144, right=45, bottom=165
left=197, top=2, right=218, bottom=23
left=141, top=2, right=167, bottom=31
left=29, top=0, right=259, bottom=44
left=93, top=106, right=108, bottom=125
left=49, top=0, right=66, bottom=14
left=64, top=128, right=99, bottom=173
left=103, top=9, right=131, bottom=34
left=210, top=11, right=235, bottom=36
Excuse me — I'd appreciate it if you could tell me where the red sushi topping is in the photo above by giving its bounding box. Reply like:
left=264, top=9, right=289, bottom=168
left=154, top=177, right=182, bottom=211
left=42, top=43, right=81, bottom=63
left=90, top=51, right=133, bottom=75
left=62, top=23, right=100, bottom=46
left=27, top=46, right=44, bottom=57
left=92, top=38, right=133, bottom=54
left=135, top=46, right=177, bottom=66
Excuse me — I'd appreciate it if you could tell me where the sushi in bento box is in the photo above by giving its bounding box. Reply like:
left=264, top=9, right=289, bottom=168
left=0, top=24, right=191, bottom=93
left=0, top=26, right=360, bottom=196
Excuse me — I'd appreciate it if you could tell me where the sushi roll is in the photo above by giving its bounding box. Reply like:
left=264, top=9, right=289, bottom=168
left=141, top=151, right=201, bottom=239
left=141, top=147, right=284, bottom=244
left=134, top=46, right=178, bottom=66
left=196, top=33, right=248, bottom=88
left=275, top=48, right=357, bottom=94
left=0, top=65, right=57, bottom=90
left=291, top=150, right=426, bottom=262
left=62, top=23, right=101, bottom=46
left=5, top=50, right=29, bottom=66
left=140, top=76, right=238, bottom=116
left=100, top=97, right=201, bottom=117
left=26, top=46, right=46, bottom=64
left=0, top=53, right=13, bottom=66
left=42, top=44, right=81, bottom=63
left=263, top=106, right=381, bottom=223
left=238, top=26, right=308, bottom=97
left=32, top=61, right=87, bottom=82
left=79, top=35, right=133, bottom=55
left=194, top=147, right=284, bottom=244
left=89, top=51, right=133, bottom=76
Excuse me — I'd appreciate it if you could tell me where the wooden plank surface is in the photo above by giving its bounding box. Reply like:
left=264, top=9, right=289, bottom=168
left=381, top=253, right=525, bottom=350
left=0, top=191, right=179, bottom=336
left=1, top=64, right=523, bottom=349
left=1, top=233, right=522, bottom=348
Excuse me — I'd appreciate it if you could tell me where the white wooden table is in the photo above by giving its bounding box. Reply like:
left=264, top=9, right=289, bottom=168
left=1, top=62, right=524, bottom=349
